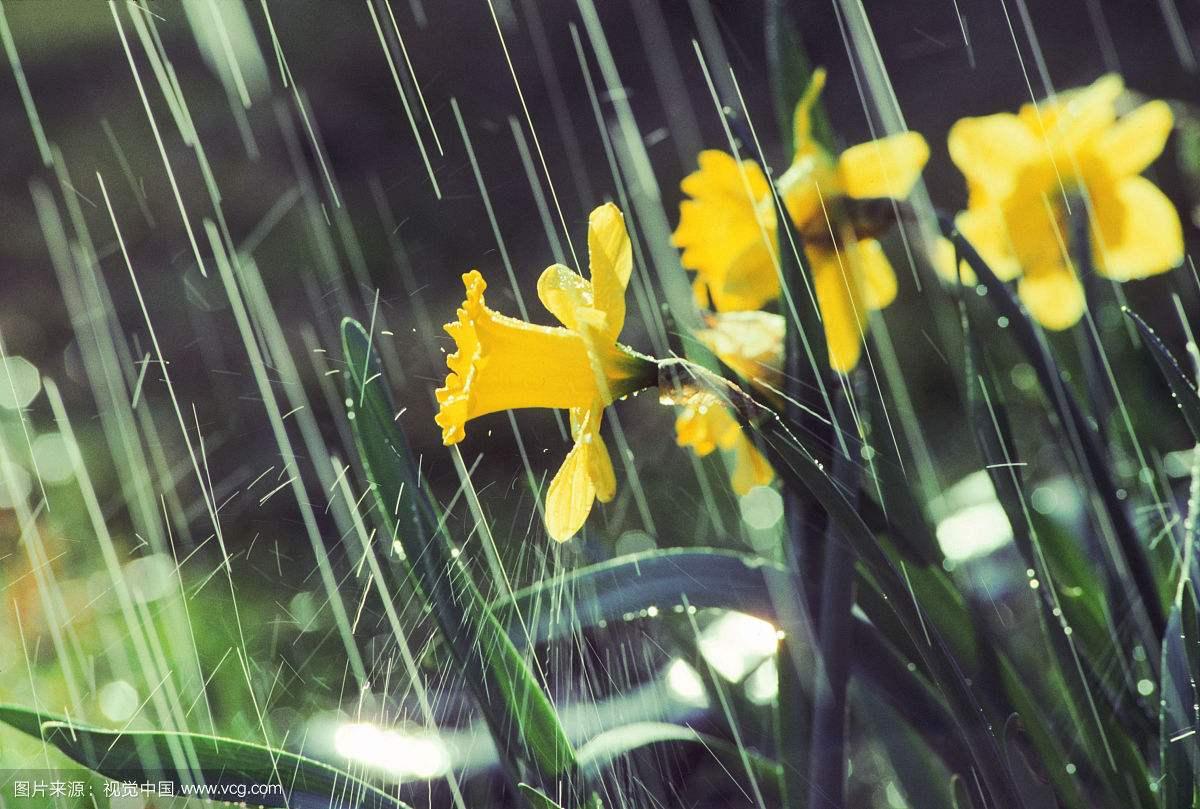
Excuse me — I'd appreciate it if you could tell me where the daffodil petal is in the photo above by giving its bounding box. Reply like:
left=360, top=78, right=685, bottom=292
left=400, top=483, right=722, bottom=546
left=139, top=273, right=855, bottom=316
left=931, top=237, right=970, bottom=285
left=1090, top=175, right=1183, bottom=281
left=1097, top=100, right=1173, bottom=178
left=948, top=113, right=1039, bottom=204
left=545, top=440, right=596, bottom=542
left=853, top=238, right=898, bottom=310
left=436, top=271, right=655, bottom=446
left=812, top=249, right=867, bottom=373
left=953, top=207, right=1023, bottom=282
left=436, top=271, right=601, bottom=444
left=718, top=238, right=782, bottom=310
left=588, top=432, right=616, bottom=503
left=1017, top=266, right=1085, bottom=331
left=837, top=132, right=930, bottom=200
left=674, top=150, right=777, bottom=313
left=588, top=203, right=633, bottom=340
left=730, top=437, right=774, bottom=496
left=538, top=263, right=594, bottom=332
left=697, top=311, right=785, bottom=389
left=1021, top=74, right=1122, bottom=155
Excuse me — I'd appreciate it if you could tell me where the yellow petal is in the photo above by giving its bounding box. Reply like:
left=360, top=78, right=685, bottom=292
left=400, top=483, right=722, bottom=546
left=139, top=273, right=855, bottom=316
left=1017, top=265, right=1086, bottom=330
left=1090, top=174, right=1183, bottom=281
left=778, top=151, right=838, bottom=230
left=588, top=431, right=616, bottom=503
left=931, top=237, right=970, bottom=284
left=545, top=439, right=596, bottom=542
left=1097, top=100, right=1173, bottom=178
left=729, top=436, right=774, bottom=496
left=1002, top=186, right=1069, bottom=272
left=954, top=207, right=1023, bottom=282
left=853, top=238, right=898, bottom=310
left=811, top=248, right=867, bottom=373
left=718, top=237, right=783, bottom=310
left=675, top=398, right=724, bottom=457
left=676, top=395, right=773, bottom=495
left=588, top=203, right=633, bottom=339
left=1021, top=74, right=1122, bottom=156
left=673, top=150, right=778, bottom=312
left=948, top=113, right=1040, bottom=204
left=837, top=132, right=930, bottom=200
left=538, top=263, right=595, bottom=332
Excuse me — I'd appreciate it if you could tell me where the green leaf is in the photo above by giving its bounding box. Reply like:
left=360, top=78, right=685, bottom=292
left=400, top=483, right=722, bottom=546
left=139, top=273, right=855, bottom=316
left=0, top=704, right=410, bottom=809
left=340, top=318, right=576, bottom=790
left=494, top=548, right=792, bottom=646
left=1125, top=307, right=1200, bottom=442
left=960, top=280, right=1143, bottom=809
left=492, top=548, right=976, bottom=781
left=944, top=226, right=1167, bottom=644
left=856, top=685, right=954, bottom=809
left=1161, top=580, right=1200, bottom=809
left=519, top=783, right=567, bottom=809
left=576, top=721, right=780, bottom=801
left=950, top=774, right=977, bottom=809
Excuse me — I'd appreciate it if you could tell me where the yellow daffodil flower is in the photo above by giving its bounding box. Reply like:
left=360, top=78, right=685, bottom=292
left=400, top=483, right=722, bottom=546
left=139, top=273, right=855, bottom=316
left=675, top=392, right=773, bottom=496
left=672, top=68, right=929, bottom=372
left=940, top=75, right=1183, bottom=330
left=436, top=203, right=657, bottom=542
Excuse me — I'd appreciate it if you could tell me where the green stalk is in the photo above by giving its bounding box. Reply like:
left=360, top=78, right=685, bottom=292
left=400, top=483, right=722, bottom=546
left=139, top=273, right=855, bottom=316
left=806, top=387, right=858, bottom=809
left=763, top=4, right=833, bottom=806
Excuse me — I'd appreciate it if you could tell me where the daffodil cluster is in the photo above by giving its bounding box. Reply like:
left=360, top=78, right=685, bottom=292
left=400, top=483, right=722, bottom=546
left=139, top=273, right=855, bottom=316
left=434, top=72, right=1186, bottom=544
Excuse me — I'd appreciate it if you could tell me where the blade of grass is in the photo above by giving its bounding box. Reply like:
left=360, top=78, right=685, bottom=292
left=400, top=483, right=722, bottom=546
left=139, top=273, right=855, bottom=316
left=576, top=721, right=781, bottom=798
left=1160, top=580, right=1199, bottom=809
left=959, top=281, right=1132, bottom=809
left=763, top=7, right=831, bottom=801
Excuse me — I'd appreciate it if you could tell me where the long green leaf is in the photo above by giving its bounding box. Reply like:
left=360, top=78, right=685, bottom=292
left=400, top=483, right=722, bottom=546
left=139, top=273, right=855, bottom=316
left=340, top=318, right=576, bottom=795
left=960, top=287, right=1125, bottom=809
left=492, top=548, right=975, bottom=779
left=669, top=358, right=1026, bottom=808
left=1125, top=307, right=1200, bottom=442
left=0, top=704, right=409, bottom=809
left=494, top=548, right=791, bottom=645
left=944, top=225, right=1168, bottom=645
left=576, top=721, right=780, bottom=801
left=1161, top=580, right=1200, bottom=809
